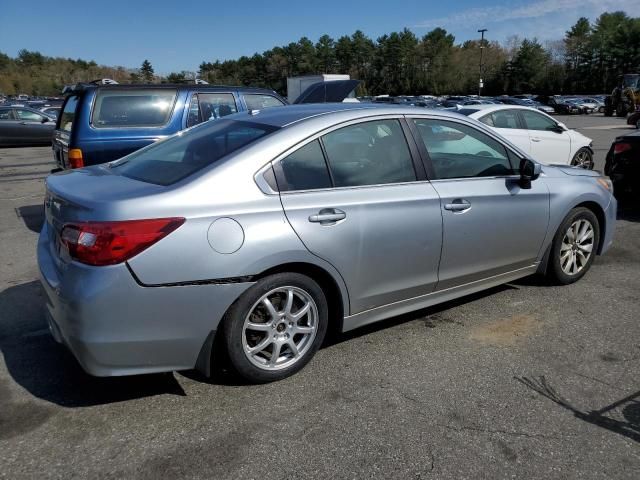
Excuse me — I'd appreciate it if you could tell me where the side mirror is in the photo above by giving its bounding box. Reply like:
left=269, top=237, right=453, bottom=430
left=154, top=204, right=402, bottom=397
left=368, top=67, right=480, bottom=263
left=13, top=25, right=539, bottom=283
left=41, top=116, right=50, bottom=123
left=519, top=158, right=541, bottom=189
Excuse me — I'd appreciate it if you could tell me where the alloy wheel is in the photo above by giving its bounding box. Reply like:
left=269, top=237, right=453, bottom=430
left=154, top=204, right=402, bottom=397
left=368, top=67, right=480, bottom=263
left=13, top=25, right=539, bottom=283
left=242, top=286, right=318, bottom=371
left=560, top=219, right=594, bottom=276
left=572, top=150, right=594, bottom=169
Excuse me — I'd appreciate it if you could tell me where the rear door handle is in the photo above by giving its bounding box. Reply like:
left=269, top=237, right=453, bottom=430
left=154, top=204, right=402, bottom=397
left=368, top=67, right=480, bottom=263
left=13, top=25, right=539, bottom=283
left=444, top=199, right=471, bottom=212
left=309, top=208, right=346, bottom=224
left=531, top=137, right=541, bottom=142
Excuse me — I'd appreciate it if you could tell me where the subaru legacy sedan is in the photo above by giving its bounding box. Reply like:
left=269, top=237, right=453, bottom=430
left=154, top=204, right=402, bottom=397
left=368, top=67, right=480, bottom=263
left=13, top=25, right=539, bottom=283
left=38, top=104, right=616, bottom=383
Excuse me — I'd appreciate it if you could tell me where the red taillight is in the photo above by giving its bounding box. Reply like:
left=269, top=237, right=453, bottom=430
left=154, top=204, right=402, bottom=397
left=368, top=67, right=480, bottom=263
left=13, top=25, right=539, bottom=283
left=60, top=218, right=185, bottom=266
left=614, top=142, right=631, bottom=155
left=68, top=149, right=84, bottom=168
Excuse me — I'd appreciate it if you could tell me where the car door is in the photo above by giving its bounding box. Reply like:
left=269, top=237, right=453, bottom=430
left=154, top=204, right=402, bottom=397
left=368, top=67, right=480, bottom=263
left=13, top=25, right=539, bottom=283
left=14, top=109, right=54, bottom=144
left=519, top=109, right=571, bottom=164
left=409, top=117, right=549, bottom=290
left=0, top=107, right=21, bottom=146
left=477, top=109, right=532, bottom=155
left=277, top=116, right=443, bottom=314
left=184, top=91, right=239, bottom=128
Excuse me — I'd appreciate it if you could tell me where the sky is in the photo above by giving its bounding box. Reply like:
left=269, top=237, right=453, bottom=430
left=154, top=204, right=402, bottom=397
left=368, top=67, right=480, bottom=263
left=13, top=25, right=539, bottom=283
left=0, top=0, right=636, bottom=74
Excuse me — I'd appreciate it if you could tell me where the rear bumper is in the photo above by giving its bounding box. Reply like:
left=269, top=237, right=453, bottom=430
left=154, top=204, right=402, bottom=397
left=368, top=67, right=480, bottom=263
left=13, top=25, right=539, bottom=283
left=37, top=222, right=253, bottom=376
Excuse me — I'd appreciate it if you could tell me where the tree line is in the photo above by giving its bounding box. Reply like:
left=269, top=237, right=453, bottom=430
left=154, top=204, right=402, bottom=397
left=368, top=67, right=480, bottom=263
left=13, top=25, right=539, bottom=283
left=1, top=10, right=638, bottom=98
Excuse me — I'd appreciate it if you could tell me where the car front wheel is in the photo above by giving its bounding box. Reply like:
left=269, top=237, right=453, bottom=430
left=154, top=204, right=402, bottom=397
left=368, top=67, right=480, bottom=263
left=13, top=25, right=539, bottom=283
left=548, top=207, right=600, bottom=285
left=221, top=272, right=328, bottom=383
left=571, top=148, right=594, bottom=169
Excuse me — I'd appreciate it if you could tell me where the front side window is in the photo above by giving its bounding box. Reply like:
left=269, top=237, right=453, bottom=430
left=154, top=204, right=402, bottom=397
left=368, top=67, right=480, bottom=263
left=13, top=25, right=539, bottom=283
left=186, top=93, right=237, bottom=127
left=244, top=94, right=285, bottom=110
left=59, top=95, right=78, bottom=131
left=279, top=140, right=332, bottom=191
left=412, top=119, right=513, bottom=179
left=111, top=119, right=278, bottom=186
left=15, top=109, right=44, bottom=121
left=322, top=119, right=416, bottom=187
left=520, top=110, right=557, bottom=131
left=92, top=88, right=177, bottom=127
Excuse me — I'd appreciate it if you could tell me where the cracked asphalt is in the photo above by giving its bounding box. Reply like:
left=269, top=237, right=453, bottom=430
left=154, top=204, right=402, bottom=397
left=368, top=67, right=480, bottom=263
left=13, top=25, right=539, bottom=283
left=1, top=114, right=639, bottom=479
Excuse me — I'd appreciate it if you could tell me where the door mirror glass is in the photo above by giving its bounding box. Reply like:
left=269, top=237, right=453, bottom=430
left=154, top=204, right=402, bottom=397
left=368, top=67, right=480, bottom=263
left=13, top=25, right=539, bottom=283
left=519, top=158, right=541, bottom=189
left=41, top=116, right=50, bottom=123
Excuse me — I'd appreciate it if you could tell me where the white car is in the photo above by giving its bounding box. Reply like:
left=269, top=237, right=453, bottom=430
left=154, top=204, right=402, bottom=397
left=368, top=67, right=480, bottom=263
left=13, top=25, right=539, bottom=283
left=458, top=105, right=594, bottom=168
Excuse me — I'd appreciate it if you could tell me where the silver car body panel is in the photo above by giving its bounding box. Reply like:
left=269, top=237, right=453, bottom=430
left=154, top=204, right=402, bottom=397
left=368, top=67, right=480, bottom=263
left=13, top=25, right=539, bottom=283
left=38, top=104, right=616, bottom=376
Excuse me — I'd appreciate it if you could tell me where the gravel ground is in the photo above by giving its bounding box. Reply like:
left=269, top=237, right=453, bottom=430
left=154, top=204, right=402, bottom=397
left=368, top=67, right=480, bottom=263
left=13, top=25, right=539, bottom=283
left=0, top=114, right=638, bottom=479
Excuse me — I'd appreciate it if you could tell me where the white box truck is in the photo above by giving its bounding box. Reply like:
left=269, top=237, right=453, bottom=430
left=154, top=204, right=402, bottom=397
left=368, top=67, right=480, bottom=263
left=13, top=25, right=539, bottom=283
left=287, top=74, right=354, bottom=104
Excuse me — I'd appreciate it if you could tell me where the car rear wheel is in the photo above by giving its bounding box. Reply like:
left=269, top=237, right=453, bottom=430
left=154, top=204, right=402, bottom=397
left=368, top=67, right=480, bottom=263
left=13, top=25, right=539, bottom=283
left=548, top=207, right=599, bottom=285
left=221, top=273, right=328, bottom=383
left=570, top=148, right=594, bottom=169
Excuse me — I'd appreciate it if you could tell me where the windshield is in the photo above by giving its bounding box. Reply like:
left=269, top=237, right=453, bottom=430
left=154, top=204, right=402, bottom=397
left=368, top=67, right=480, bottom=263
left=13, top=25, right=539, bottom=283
left=111, top=119, right=279, bottom=185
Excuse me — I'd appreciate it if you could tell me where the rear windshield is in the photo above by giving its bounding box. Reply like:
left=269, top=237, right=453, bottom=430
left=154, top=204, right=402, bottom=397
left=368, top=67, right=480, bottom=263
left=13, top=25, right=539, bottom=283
left=111, top=119, right=279, bottom=185
left=59, top=95, right=78, bottom=131
left=91, top=88, right=177, bottom=128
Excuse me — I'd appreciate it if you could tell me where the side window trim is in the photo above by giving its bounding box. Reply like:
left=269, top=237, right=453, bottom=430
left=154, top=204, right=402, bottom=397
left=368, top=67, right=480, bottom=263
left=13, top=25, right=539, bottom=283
left=272, top=115, right=425, bottom=193
left=407, top=116, right=522, bottom=181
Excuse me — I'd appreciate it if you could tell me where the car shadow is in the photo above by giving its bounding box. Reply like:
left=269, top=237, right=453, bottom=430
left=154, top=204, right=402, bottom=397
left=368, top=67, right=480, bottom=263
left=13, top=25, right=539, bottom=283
left=2, top=279, right=525, bottom=397
left=516, top=376, right=640, bottom=443
left=0, top=281, right=186, bottom=408
left=617, top=197, right=640, bottom=223
left=15, top=204, right=44, bottom=233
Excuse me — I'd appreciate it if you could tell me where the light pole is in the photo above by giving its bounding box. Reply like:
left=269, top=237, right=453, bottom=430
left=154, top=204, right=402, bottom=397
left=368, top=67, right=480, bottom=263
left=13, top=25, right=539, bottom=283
left=478, top=28, right=488, bottom=97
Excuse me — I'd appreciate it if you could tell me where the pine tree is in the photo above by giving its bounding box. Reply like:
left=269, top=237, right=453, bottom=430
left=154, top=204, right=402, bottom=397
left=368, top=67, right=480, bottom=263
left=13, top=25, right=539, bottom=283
left=140, top=59, right=154, bottom=83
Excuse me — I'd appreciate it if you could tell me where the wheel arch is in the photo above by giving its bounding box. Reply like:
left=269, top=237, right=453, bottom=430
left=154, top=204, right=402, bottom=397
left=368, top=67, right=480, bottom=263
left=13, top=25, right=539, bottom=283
left=573, top=200, right=606, bottom=254
left=253, top=262, right=348, bottom=338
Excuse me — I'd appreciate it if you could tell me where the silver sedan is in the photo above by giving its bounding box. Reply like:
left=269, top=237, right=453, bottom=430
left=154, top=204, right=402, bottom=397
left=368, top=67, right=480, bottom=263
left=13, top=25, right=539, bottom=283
left=38, top=104, right=616, bottom=383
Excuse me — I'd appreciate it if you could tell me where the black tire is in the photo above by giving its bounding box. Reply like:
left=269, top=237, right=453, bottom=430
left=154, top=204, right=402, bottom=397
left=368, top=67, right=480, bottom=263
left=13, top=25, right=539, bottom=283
left=221, top=272, right=328, bottom=383
left=547, top=207, right=600, bottom=285
left=570, top=147, right=594, bottom=170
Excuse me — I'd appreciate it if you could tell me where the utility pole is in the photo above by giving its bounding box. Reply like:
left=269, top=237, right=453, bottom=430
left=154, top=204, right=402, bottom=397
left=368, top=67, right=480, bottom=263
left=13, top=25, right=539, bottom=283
left=478, top=28, right=488, bottom=97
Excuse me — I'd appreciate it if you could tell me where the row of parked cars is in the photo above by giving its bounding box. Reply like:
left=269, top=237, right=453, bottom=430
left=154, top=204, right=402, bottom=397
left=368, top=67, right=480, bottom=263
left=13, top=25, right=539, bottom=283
left=1, top=80, right=634, bottom=196
left=364, top=94, right=606, bottom=115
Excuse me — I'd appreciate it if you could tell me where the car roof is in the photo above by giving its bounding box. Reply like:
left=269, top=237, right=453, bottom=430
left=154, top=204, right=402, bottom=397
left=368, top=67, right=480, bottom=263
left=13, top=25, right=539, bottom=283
left=228, top=103, right=470, bottom=128
left=458, top=104, right=548, bottom=116
left=64, top=83, right=280, bottom=96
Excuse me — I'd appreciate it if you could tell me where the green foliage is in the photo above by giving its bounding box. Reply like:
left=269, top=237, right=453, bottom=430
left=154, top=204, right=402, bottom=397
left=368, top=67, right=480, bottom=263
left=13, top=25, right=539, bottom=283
left=1, top=11, right=638, bottom=97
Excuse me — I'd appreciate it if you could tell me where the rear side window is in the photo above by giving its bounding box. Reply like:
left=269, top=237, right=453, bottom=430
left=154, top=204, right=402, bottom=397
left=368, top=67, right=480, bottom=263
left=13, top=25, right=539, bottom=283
left=279, top=140, right=332, bottom=191
left=59, top=95, right=78, bottom=131
left=92, top=89, right=177, bottom=128
left=412, top=119, right=513, bottom=179
left=322, top=119, right=416, bottom=187
left=112, top=119, right=278, bottom=185
left=0, top=108, right=14, bottom=120
left=244, top=94, right=285, bottom=110
left=482, top=110, right=519, bottom=129
left=186, top=93, right=238, bottom=128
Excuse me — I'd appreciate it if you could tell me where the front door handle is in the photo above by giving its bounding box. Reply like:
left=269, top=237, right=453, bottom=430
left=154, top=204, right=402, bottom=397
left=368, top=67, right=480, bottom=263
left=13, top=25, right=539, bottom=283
left=309, top=208, right=346, bottom=225
left=531, top=137, right=541, bottom=142
left=444, top=199, right=471, bottom=212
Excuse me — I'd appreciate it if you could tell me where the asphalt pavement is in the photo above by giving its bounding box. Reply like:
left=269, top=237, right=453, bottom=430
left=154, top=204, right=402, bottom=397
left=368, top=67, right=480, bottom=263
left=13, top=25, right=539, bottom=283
left=1, top=114, right=639, bottom=479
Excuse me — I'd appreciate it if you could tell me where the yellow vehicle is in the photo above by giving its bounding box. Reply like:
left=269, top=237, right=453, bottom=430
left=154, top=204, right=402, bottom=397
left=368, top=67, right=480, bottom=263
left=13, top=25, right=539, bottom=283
left=604, top=73, right=639, bottom=117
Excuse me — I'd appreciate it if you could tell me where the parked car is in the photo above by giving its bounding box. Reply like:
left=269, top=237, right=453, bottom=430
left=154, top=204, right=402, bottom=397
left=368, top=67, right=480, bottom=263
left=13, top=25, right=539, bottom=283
left=458, top=105, right=594, bottom=168
left=530, top=101, right=555, bottom=114
left=0, top=106, right=56, bottom=146
left=40, top=106, right=61, bottom=119
left=626, top=109, right=640, bottom=129
left=52, top=80, right=358, bottom=169
left=38, top=104, right=616, bottom=383
left=566, top=98, right=595, bottom=114
left=580, top=97, right=606, bottom=113
left=547, top=97, right=581, bottom=115
left=605, top=131, right=640, bottom=197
